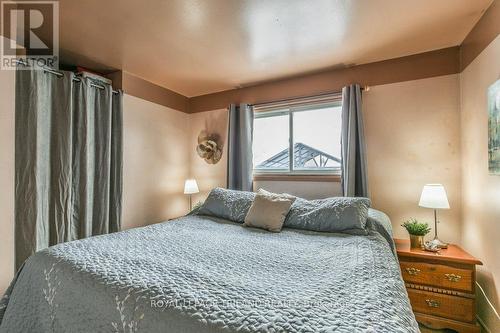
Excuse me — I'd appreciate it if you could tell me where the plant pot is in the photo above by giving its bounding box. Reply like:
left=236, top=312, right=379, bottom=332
left=409, top=235, right=424, bottom=250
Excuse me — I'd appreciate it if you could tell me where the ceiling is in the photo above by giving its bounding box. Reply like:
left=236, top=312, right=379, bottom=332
left=58, top=0, right=493, bottom=97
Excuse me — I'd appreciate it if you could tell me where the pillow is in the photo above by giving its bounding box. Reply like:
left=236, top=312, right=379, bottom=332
left=243, top=189, right=296, bottom=232
left=283, top=197, right=371, bottom=232
left=197, top=187, right=255, bottom=222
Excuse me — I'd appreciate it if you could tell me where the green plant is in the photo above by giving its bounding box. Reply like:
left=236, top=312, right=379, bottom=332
left=401, top=218, right=431, bottom=236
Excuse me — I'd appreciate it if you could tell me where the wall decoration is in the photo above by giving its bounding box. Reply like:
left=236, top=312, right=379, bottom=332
left=488, top=79, right=500, bottom=174
left=197, top=131, right=222, bottom=164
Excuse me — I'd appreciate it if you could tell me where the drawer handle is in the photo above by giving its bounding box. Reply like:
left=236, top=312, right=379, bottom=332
left=425, top=299, right=440, bottom=308
left=405, top=267, right=420, bottom=276
left=445, top=273, right=462, bottom=282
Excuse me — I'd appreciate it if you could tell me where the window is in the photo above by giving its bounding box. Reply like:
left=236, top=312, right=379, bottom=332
left=253, top=97, right=342, bottom=176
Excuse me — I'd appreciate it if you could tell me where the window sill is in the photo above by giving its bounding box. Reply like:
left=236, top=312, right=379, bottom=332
left=253, top=174, right=341, bottom=182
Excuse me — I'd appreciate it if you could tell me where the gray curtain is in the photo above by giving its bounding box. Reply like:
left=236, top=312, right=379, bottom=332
left=15, top=66, right=123, bottom=269
left=227, top=103, right=254, bottom=191
left=341, top=84, right=369, bottom=197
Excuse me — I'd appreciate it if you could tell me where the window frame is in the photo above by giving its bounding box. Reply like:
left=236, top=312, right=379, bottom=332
left=252, top=96, right=342, bottom=179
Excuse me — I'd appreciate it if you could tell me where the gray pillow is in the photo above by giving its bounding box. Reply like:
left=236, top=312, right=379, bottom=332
left=197, top=187, right=255, bottom=223
left=284, top=197, right=371, bottom=232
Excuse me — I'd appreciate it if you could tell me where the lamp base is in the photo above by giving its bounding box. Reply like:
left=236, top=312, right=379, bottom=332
left=429, top=237, right=448, bottom=249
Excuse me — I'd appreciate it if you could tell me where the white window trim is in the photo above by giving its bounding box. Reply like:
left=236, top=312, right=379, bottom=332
left=253, top=96, right=342, bottom=176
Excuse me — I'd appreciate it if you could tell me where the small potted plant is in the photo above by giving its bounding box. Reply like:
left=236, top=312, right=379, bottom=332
left=401, top=218, right=431, bottom=249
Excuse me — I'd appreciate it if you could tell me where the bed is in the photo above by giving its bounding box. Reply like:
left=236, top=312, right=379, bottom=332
left=0, top=209, right=419, bottom=333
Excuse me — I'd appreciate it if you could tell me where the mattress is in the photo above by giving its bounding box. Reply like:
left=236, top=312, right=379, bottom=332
left=0, top=210, right=418, bottom=332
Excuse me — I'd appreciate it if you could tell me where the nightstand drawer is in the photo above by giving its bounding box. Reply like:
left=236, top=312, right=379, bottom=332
left=407, top=289, right=474, bottom=322
left=400, top=261, right=473, bottom=292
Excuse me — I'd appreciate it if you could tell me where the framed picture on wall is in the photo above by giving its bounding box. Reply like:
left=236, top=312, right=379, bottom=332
left=488, top=79, right=500, bottom=174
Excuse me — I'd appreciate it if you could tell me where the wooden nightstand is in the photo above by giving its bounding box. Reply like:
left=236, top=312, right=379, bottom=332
left=395, top=239, right=482, bottom=333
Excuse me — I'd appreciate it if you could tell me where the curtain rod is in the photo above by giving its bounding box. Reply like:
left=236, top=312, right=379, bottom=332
left=14, top=59, right=119, bottom=94
left=251, top=86, right=369, bottom=108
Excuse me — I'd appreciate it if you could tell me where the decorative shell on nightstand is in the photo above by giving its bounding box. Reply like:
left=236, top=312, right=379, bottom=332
left=197, top=131, right=222, bottom=164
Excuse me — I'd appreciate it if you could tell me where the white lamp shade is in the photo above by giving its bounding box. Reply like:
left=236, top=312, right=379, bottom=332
left=419, top=184, right=450, bottom=209
left=184, top=179, right=199, bottom=194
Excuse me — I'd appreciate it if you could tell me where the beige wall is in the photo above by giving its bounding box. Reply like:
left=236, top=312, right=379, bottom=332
left=0, top=62, right=15, bottom=295
left=188, top=109, right=229, bottom=205
left=364, top=75, right=462, bottom=242
left=254, top=181, right=341, bottom=199
left=460, top=35, right=500, bottom=332
left=122, top=94, right=191, bottom=229
left=189, top=75, right=463, bottom=244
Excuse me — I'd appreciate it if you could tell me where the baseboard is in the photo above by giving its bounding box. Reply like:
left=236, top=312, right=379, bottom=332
left=475, top=282, right=500, bottom=333
left=476, top=315, right=491, bottom=333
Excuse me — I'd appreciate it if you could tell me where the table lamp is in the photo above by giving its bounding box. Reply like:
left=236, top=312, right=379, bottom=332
left=184, top=179, right=199, bottom=211
left=419, top=184, right=450, bottom=248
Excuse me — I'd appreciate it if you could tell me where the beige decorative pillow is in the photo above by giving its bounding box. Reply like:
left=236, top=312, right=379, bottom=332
left=243, top=189, right=296, bottom=232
